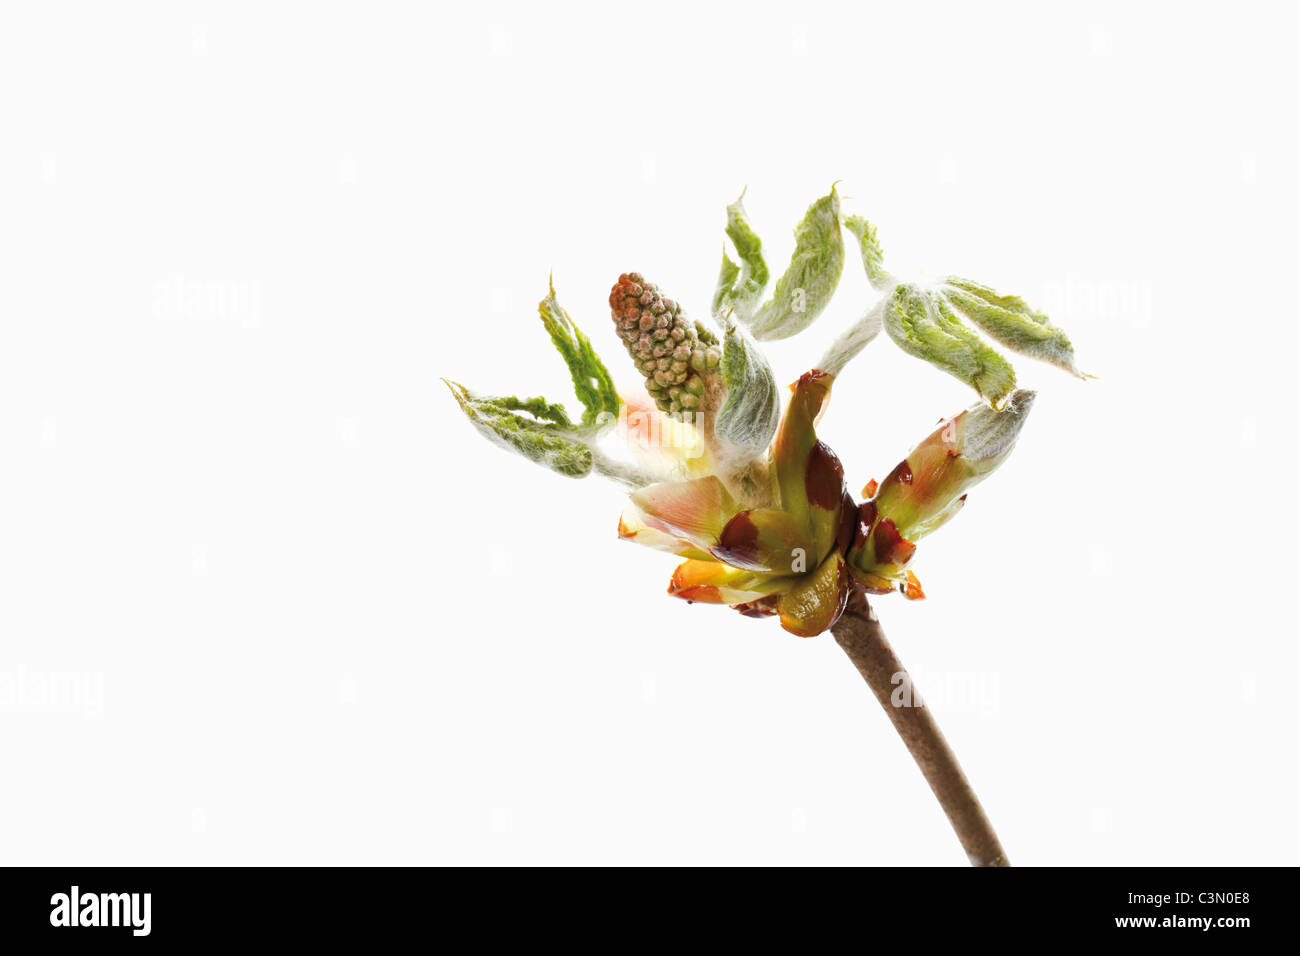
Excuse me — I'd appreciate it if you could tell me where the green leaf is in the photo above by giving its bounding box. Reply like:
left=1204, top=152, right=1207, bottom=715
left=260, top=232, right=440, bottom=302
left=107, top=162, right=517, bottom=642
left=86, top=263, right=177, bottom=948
left=714, top=322, right=781, bottom=457
left=747, top=187, right=845, bottom=341
left=943, top=277, right=1085, bottom=378
left=843, top=215, right=892, bottom=291
left=959, top=387, right=1037, bottom=465
left=538, top=280, right=621, bottom=425
left=884, top=285, right=1017, bottom=406
left=712, top=251, right=741, bottom=321
left=720, top=192, right=770, bottom=317
left=489, top=394, right=572, bottom=427
left=444, top=380, right=594, bottom=478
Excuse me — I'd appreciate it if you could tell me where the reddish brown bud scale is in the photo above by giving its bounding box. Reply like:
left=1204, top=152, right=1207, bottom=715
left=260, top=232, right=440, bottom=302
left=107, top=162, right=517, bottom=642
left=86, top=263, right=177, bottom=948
left=835, top=492, right=857, bottom=554
left=854, top=500, right=878, bottom=550
left=732, top=596, right=780, bottom=618
left=787, top=370, right=833, bottom=426
left=715, top=510, right=761, bottom=568
left=804, top=441, right=844, bottom=510
left=871, top=518, right=901, bottom=564
left=886, top=459, right=914, bottom=486
left=872, top=517, right=917, bottom=567
left=793, top=368, right=832, bottom=388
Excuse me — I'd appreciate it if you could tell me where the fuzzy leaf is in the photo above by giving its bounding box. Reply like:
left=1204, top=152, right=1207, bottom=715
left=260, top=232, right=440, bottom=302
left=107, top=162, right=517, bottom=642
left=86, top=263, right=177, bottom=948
left=713, top=322, right=781, bottom=458
left=943, top=277, right=1085, bottom=377
left=712, top=252, right=741, bottom=321
left=884, top=284, right=1017, bottom=406
left=719, top=193, right=770, bottom=317
left=444, top=380, right=594, bottom=478
left=538, top=281, right=621, bottom=425
left=488, top=394, right=572, bottom=427
left=844, top=215, right=892, bottom=291
left=747, top=188, right=845, bottom=341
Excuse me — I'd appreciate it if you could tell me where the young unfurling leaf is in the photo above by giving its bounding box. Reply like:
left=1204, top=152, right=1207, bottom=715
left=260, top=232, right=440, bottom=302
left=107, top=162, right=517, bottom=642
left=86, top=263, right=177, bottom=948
left=443, top=380, right=595, bottom=478
left=747, top=188, right=845, bottom=341
left=844, top=214, right=893, bottom=291
left=447, top=281, right=648, bottom=483
left=825, top=212, right=1087, bottom=402
left=719, top=193, right=770, bottom=319
left=712, top=252, right=741, bottom=321
left=538, top=280, right=621, bottom=425
left=714, top=321, right=781, bottom=458
left=942, top=277, right=1086, bottom=378
left=884, top=284, right=1017, bottom=407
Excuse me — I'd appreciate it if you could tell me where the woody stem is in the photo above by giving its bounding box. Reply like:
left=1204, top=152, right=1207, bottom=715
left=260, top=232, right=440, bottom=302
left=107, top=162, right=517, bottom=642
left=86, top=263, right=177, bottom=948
left=830, top=590, right=1010, bottom=867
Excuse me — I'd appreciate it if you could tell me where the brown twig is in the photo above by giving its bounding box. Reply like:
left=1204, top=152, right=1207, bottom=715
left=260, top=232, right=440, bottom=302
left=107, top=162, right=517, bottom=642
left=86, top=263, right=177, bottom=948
left=831, top=590, right=1010, bottom=867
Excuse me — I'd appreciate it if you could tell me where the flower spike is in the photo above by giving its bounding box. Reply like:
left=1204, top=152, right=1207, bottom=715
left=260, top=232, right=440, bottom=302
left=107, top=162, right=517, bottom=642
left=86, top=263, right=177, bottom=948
left=609, top=273, right=721, bottom=416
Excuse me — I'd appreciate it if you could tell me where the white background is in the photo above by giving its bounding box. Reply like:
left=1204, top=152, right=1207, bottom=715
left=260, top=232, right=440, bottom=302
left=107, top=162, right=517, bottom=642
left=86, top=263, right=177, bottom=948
left=1, top=1, right=1296, bottom=865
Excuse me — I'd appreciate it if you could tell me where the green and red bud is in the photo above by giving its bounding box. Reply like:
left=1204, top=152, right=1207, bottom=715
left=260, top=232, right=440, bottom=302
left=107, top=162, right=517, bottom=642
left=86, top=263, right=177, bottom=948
left=872, top=389, right=1035, bottom=538
left=618, top=368, right=856, bottom=636
left=772, top=371, right=845, bottom=555
left=847, top=390, right=1035, bottom=594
